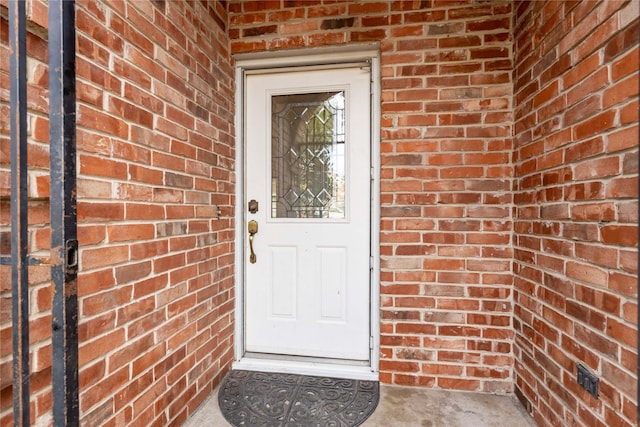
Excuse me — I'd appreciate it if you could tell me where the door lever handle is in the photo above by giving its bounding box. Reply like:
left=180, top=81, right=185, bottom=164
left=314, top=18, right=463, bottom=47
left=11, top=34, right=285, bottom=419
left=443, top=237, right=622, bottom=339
left=248, top=220, right=258, bottom=263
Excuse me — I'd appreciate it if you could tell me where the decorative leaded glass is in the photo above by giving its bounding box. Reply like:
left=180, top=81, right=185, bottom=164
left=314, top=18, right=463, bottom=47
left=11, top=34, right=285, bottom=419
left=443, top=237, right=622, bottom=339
left=271, top=92, right=346, bottom=219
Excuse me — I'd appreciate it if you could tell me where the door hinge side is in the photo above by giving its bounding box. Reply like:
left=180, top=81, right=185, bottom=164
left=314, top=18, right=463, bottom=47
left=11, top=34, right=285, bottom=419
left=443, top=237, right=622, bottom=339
left=369, top=256, right=374, bottom=270
left=370, top=336, right=374, bottom=350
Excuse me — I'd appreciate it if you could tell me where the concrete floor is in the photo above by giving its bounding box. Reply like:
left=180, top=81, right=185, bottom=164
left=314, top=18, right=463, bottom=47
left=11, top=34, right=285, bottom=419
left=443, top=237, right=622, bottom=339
left=185, top=383, right=537, bottom=426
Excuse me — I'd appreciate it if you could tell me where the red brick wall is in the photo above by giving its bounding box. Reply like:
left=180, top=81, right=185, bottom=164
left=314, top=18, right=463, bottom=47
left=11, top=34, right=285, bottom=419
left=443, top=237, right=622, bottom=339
left=230, top=1, right=516, bottom=393
left=2, top=0, right=637, bottom=425
left=0, top=0, right=235, bottom=425
left=513, top=1, right=638, bottom=426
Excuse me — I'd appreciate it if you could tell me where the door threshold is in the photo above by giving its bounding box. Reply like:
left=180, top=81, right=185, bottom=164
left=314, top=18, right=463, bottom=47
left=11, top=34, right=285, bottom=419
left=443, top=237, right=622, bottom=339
left=233, top=355, right=379, bottom=381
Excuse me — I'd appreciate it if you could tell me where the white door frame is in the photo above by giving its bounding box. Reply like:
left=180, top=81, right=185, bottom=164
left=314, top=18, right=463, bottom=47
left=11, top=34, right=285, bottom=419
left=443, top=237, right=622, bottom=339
left=233, top=44, right=381, bottom=381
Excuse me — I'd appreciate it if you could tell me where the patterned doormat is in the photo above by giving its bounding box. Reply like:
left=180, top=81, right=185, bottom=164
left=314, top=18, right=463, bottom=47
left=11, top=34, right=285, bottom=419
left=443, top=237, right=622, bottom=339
left=218, top=370, right=379, bottom=426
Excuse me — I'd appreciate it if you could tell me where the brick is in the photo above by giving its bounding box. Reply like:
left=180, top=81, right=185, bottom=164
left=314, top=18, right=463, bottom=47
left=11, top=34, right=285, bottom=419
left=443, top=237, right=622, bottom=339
left=269, top=36, right=305, bottom=50
left=612, top=47, right=638, bottom=81
left=617, top=201, right=638, bottom=224
left=470, top=47, right=510, bottom=60
left=380, top=335, right=421, bottom=347
left=230, top=39, right=267, bottom=53
left=603, top=18, right=639, bottom=63
left=131, top=240, right=168, bottom=260
left=107, top=96, right=154, bottom=128
left=320, top=14, right=361, bottom=30
left=128, top=165, right=163, bottom=185
left=347, top=2, right=389, bottom=14
left=306, top=32, right=345, bottom=47
left=397, top=38, right=437, bottom=51
left=78, top=105, right=129, bottom=139
left=602, top=360, right=636, bottom=398
left=600, top=225, right=638, bottom=247
left=77, top=32, right=111, bottom=67
left=564, top=135, right=604, bottom=162
left=573, top=156, right=620, bottom=180
left=81, top=366, right=129, bottom=413
left=125, top=203, right=166, bottom=221
left=390, top=25, right=424, bottom=38
left=122, top=85, right=163, bottom=116
left=603, top=74, right=639, bottom=109
left=112, top=55, right=153, bottom=90
left=565, top=182, right=604, bottom=201
left=241, top=24, right=278, bottom=38
left=78, top=202, right=125, bottom=222
left=107, top=224, right=155, bottom=243
left=115, top=183, right=153, bottom=202
left=79, top=329, right=127, bottom=366
left=82, top=245, right=129, bottom=270
left=606, top=318, right=637, bottom=349
left=108, top=333, right=155, bottom=373
left=115, top=261, right=152, bottom=284
left=153, top=253, right=186, bottom=274
left=605, top=177, right=638, bottom=199
left=77, top=80, right=104, bottom=108
left=567, top=68, right=610, bottom=107
left=439, top=35, right=482, bottom=49
left=134, top=275, right=169, bottom=300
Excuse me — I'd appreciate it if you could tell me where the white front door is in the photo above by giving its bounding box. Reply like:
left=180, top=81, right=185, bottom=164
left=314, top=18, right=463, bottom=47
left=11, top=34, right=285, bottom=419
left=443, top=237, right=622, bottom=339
left=244, top=67, right=371, bottom=361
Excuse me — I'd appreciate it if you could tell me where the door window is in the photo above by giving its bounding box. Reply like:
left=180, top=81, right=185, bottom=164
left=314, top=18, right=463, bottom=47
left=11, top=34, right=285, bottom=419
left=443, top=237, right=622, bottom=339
left=271, top=91, right=346, bottom=219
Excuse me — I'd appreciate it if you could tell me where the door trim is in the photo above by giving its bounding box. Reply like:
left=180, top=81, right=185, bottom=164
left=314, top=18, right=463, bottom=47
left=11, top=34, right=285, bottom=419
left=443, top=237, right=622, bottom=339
left=233, top=45, right=381, bottom=380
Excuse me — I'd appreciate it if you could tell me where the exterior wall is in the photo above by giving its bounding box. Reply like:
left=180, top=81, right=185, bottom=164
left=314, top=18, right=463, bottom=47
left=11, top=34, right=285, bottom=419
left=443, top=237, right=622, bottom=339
left=512, top=1, right=638, bottom=426
left=1, top=1, right=637, bottom=426
left=0, top=0, right=235, bottom=425
left=229, top=1, right=516, bottom=392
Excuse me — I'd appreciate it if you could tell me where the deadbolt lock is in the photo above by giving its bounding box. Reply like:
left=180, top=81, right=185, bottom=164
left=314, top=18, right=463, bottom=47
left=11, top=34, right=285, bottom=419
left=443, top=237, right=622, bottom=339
left=248, top=199, right=258, bottom=214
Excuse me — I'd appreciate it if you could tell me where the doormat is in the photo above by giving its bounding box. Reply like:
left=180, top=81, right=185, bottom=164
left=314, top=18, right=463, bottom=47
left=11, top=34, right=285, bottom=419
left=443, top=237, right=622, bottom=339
left=218, top=370, right=379, bottom=426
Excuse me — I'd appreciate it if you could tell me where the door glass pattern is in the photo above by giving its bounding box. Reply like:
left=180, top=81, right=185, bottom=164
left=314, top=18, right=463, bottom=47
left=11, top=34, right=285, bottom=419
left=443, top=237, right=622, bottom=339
left=271, top=92, right=346, bottom=219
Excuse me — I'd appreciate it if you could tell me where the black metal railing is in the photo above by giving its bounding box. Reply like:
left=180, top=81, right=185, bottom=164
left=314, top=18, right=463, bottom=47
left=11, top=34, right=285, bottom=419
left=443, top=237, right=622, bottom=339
left=8, top=1, right=30, bottom=425
left=5, top=1, right=78, bottom=425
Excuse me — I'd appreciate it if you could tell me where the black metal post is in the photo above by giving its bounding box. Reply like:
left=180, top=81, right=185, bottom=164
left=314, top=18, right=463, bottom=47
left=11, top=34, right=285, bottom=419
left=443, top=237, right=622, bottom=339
left=48, top=1, right=79, bottom=426
left=9, top=0, right=30, bottom=425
